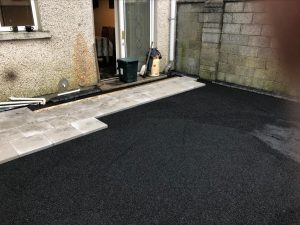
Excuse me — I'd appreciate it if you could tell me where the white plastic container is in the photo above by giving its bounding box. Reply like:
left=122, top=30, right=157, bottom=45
left=150, top=59, right=160, bottom=77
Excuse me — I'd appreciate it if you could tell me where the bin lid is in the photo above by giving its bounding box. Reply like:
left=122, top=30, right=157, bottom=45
left=117, top=57, right=138, bottom=63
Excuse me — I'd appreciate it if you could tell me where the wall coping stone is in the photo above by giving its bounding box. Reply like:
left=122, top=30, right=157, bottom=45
left=177, top=0, right=206, bottom=3
left=205, top=0, right=224, bottom=7
left=0, top=31, right=51, bottom=41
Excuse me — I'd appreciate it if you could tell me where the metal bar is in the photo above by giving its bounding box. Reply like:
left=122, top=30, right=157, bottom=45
left=57, top=89, right=80, bottom=97
left=0, top=103, right=30, bottom=109
left=0, top=100, right=43, bottom=106
left=9, top=97, right=46, bottom=105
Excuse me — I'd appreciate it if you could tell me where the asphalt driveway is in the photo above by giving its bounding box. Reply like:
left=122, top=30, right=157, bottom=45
left=1, top=83, right=300, bottom=225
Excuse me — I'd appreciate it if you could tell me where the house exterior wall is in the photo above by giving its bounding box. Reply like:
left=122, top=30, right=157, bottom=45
left=0, top=0, right=98, bottom=102
left=155, top=0, right=170, bottom=71
left=0, top=0, right=171, bottom=102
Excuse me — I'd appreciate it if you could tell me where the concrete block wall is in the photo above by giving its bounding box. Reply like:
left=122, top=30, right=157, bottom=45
left=218, top=0, right=288, bottom=94
left=175, top=0, right=292, bottom=96
left=199, top=1, right=224, bottom=80
left=176, top=2, right=205, bottom=75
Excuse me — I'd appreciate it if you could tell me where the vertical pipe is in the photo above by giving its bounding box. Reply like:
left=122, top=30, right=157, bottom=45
left=118, top=0, right=126, bottom=58
left=169, top=0, right=177, bottom=62
left=150, top=0, right=155, bottom=45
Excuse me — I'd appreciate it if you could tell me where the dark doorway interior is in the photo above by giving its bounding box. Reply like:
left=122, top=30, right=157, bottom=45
left=93, top=0, right=117, bottom=80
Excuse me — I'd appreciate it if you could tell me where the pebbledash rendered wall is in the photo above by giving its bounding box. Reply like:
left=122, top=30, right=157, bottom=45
left=176, top=0, right=293, bottom=96
left=0, top=0, right=170, bottom=102
left=155, top=0, right=170, bottom=73
left=0, top=0, right=98, bottom=102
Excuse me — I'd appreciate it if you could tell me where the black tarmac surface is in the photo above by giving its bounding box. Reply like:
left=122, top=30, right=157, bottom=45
left=1, top=83, right=300, bottom=225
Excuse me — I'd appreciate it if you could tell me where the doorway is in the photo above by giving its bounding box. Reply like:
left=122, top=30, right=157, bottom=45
left=93, top=0, right=117, bottom=80
left=117, top=0, right=154, bottom=70
left=93, top=0, right=155, bottom=80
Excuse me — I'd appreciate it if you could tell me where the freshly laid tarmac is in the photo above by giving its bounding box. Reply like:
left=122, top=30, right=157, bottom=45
left=1, top=83, right=300, bottom=225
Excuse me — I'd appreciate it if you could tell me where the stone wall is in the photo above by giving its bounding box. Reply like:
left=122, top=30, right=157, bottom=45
left=175, top=0, right=292, bottom=96
left=0, top=0, right=98, bottom=101
left=218, top=0, right=288, bottom=94
left=176, top=3, right=204, bottom=75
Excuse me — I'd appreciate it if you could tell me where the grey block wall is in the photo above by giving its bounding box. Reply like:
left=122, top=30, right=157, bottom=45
left=176, top=3, right=204, bottom=75
left=175, top=0, right=292, bottom=96
left=219, top=1, right=288, bottom=95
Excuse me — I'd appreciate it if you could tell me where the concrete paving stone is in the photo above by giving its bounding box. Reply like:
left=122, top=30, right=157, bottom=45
left=95, top=94, right=117, bottom=102
left=76, top=99, right=96, bottom=107
left=0, top=128, right=25, bottom=143
left=0, top=117, right=34, bottom=132
left=46, top=115, right=78, bottom=129
left=18, top=122, right=54, bottom=137
left=97, top=104, right=125, bottom=115
left=0, top=107, right=35, bottom=124
left=119, top=99, right=143, bottom=109
left=0, top=118, right=19, bottom=131
left=36, top=107, right=73, bottom=119
left=98, top=99, right=142, bottom=117
left=72, top=108, right=105, bottom=120
left=0, top=142, right=19, bottom=164
left=34, top=111, right=58, bottom=122
left=126, top=93, right=154, bottom=103
left=73, top=100, right=102, bottom=110
left=0, top=77, right=205, bottom=162
left=44, top=125, right=82, bottom=145
left=71, top=118, right=108, bottom=134
left=34, top=115, right=60, bottom=123
left=0, top=107, right=33, bottom=119
left=10, top=134, right=52, bottom=157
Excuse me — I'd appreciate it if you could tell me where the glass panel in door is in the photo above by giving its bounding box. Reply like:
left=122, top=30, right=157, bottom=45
left=124, top=0, right=150, bottom=70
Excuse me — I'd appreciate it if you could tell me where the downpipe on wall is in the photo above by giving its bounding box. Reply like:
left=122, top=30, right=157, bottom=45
left=164, top=0, right=177, bottom=74
left=169, top=0, right=177, bottom=63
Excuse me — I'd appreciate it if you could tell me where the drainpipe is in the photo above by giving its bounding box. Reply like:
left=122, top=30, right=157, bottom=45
left=169, top=0, right=177, bottom=64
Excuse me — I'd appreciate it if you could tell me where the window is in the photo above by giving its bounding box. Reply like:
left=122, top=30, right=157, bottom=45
left=0, top=0, right=38, bottom=31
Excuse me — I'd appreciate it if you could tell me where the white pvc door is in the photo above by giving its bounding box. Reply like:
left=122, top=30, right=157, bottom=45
left=117, top=0, right=154, bottom=69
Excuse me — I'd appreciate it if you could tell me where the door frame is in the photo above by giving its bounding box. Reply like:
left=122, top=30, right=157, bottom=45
left=114, top=0, right=155, bottom=60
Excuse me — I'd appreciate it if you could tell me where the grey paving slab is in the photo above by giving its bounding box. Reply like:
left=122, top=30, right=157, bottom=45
left=0, top=117, right=29, bottom=132
left=0, top=142, right=19, bottom=164
left=0, top=128, right=25, bottom=143
left=35, top=111, right=59, bottom=122
left=35, top=77, right=204, bottom=120
left=71, top=118, right=108, bottom=134
left=44, top=126, right=82, bottom=145
left=126, top=93, right=154, bottom=103
left=0, top=107, right=33, bottom=119
left=0, top=77, right=205, bottom=164
left=10, top=134, right=52, bottom=157
left=72, top=108, right=105, bottom=120
left=0, top=108, right=35, bottom=132
left=46, top=115, right=79, bottom=129
left=18, top=122, right=54, bottom=137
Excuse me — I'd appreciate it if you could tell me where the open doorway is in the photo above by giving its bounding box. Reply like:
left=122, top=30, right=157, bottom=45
left=93, top=0, right=162, bottom=89
left=93, top=0, right=117, bottom=80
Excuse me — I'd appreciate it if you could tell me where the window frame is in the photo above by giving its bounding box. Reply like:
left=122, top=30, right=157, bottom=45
left=0, top=0, right=39, bottom=32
